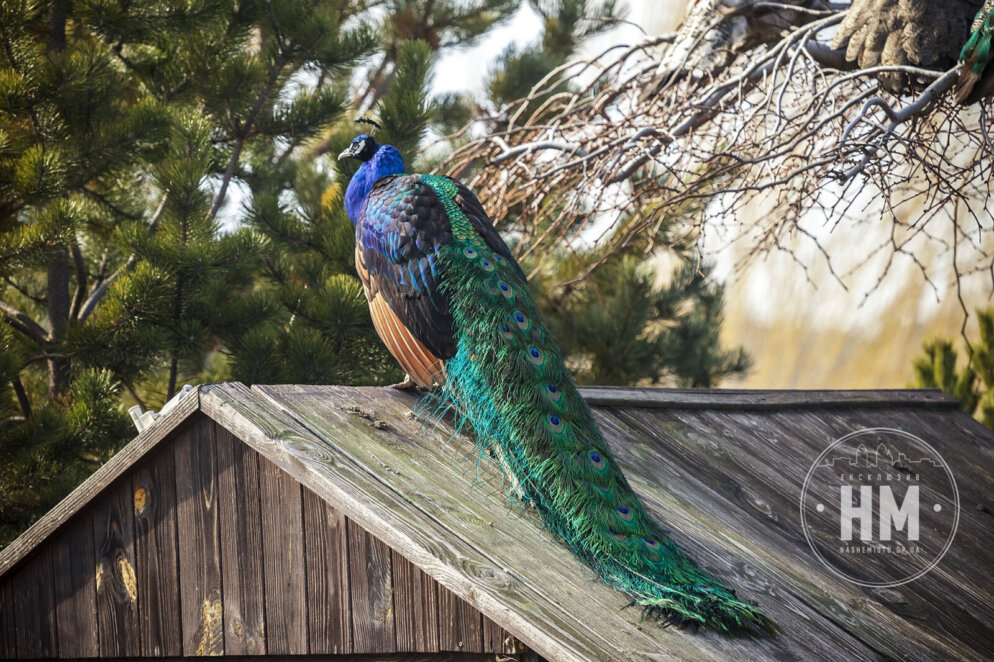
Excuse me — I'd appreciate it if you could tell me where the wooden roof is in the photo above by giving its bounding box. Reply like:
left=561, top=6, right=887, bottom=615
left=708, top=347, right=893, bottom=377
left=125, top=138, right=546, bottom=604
left=1, top=383, right=993, bottom=661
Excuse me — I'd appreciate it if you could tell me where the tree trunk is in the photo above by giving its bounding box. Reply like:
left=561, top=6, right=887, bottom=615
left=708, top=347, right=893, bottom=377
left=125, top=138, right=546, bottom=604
left=47, top=247, right=71, bottom=396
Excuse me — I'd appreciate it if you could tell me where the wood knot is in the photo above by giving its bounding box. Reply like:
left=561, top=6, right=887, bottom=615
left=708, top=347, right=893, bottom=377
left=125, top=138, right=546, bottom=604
left=133, top=487, right=146, bottom=514
left=118, top=556, right=137, bottom=603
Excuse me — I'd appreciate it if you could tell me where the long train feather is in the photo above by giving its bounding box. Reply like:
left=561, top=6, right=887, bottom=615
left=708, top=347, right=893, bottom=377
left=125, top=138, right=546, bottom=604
left=418, top=175, right=775, bottom=634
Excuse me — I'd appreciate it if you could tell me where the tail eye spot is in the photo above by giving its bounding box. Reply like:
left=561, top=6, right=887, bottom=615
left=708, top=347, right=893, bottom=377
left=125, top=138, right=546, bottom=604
left=463, top=247, right=477, bottom=259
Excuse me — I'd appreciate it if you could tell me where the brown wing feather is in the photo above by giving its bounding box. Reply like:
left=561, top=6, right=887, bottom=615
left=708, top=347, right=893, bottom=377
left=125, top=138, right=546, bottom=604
left=356, top=243, right=445, bottom=387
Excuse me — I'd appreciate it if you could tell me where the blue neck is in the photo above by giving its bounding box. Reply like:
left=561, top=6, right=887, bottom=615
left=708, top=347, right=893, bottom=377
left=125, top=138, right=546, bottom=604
left=344, top=145, right=406, bottom=224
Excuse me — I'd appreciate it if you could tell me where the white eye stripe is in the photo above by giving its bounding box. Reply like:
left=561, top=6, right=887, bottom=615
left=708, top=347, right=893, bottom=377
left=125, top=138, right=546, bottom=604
left=355, top=139, right=366, bottom=153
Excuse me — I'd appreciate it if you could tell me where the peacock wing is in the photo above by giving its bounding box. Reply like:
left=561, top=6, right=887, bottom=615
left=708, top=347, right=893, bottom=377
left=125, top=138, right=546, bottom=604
left=357, top=174, right=458, bottom=366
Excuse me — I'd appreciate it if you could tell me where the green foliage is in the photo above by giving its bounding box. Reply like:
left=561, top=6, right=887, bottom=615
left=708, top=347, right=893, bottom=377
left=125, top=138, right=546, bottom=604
left=0, top=0, right=509, bottom=548
left=488, top=0, right=622, bottom=110
left=913, top=308, right=994, bottom=430
left=530, top=253, right=749, bottom=387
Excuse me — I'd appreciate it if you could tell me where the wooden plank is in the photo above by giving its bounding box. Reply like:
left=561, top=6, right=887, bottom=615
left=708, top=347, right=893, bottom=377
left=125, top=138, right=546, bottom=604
left=0, top=389, right=199, bottom=579
left=438, top=584, right=482, bottom=653
left=302, top=488, right=352, bottom=654
left=597, top=405, right=994, bottom=661
left=93, top=477, right=139, bottom=657
left=133, top=446, right=182, bottom=656
left=174, top=415, right=223, bottom=656
left=0, top=579, right=17, bottom=658
left=347, top=518, right=397, bottom=654
left=578, top=386, right=958, bottom=410
left=47, top=654, right=503, bottom=662
left=482, top=615, right=516, bottom=655
left=11, top=545, right=58, bottom=658
left=52, top=517, right=99, bottom=657
left=258, top=455, right=307, bottom=654
left=392, top=549, right=440, bottom=653
left=201, top=382, right=707, bottom=662
left=216, top=425, right=267, bottom=655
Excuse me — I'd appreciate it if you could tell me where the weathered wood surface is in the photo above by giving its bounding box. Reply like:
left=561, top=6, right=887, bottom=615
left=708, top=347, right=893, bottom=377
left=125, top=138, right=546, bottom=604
left=132, top=446, right=181, bottom=657
left=0, top=389, right=198, bottom=578
left=238, top=383, right=994, bottom=662
left=11, top=544, right=57, bottom=658
left=347, top=518, right=397, bottom=654
left=215, top=424, right=267, bottom=655
left=2, top=382, right=989, bottom=661
left=52, top=517, right=99, bottom=657
left=174, top=416, right=224, bottom=656
left=0, top=578, right=18, bottom=659
left=258, top=455, right=308, bottom=655
left=0, top=392, right=529, bottom=660
left=578, top=386, right=958, bottom=410
left=92, top=477, right=139, bottom=657
left=203, top=382, right=622, bottom=662
left=302, top=488, right=352, bottom=654
left=393, top=550, right=441, bottom=652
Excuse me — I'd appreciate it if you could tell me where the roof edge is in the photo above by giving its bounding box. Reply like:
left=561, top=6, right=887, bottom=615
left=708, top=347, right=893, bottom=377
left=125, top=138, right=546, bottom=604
left=577, top=386, right=958, bottom=410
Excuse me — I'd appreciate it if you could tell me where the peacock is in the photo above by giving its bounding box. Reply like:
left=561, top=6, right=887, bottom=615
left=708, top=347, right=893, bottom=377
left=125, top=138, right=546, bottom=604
left=338, top=127, right=774, bottom=634
left=957, top=0, right=994, bottom=104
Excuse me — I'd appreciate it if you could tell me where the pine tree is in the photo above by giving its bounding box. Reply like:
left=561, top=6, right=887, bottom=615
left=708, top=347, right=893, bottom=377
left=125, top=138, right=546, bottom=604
left=0, top=0, right=514, bottom=546
left=913, top=308, right=994, bottom=430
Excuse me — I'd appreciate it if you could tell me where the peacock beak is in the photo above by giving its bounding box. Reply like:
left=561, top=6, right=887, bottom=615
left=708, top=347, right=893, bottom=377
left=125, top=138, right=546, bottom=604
left=337, top=148, right=352, bottom=160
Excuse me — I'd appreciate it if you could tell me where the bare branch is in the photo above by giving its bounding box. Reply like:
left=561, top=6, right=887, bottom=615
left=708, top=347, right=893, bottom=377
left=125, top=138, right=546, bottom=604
left=441, top=2, right=992, bottom=307
left=0, top=300, right=48, bottom=344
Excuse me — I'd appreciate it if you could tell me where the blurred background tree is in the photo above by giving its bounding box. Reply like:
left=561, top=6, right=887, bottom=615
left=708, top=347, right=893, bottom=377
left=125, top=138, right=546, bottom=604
left=0, top=0, right=748, bottom=546
left=912, top=308, right=994, bottom=430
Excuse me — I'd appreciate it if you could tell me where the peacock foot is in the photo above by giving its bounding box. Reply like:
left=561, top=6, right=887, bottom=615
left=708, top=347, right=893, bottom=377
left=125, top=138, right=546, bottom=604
left=389, top=374, right=421, bottom=391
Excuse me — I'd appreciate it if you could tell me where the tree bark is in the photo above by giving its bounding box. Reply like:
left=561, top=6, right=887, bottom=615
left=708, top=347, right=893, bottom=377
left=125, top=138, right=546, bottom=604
left=47, top=247, right=71, bottom=396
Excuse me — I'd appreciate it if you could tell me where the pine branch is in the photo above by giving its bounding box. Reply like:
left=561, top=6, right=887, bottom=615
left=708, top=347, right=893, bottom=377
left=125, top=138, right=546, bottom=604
left=208, top=58, right=287, bottom=219
left=11, top=375, right=31, bottom=418
left=70, top=239, right=87, bottom=319
left=78, top=194, right=168, bottom=322
left=0, top=300, right=48, bottom=345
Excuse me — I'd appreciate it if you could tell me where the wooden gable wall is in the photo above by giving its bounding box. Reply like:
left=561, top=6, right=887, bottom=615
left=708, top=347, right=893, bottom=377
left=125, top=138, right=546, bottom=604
left=0, top=413, right=519, bottom=659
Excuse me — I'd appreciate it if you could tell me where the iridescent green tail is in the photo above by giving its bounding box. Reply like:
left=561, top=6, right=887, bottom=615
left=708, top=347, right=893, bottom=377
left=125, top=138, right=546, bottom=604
left=420, top=175, right=775, bottom=634
left=957, top=0, right=994, bottom=104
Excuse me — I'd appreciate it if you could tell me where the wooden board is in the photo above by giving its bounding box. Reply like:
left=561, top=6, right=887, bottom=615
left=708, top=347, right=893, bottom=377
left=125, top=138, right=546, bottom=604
left=302, top=488, right=352, bottom=654
left=92, top=477, right=139, bottom=657
left=438, top=584, right=482, bottom=653
left=132, top=446, right=181, bottom=656
left=258, top=455, right=308, bottom=654
left=11, top=544, right=58, bottom=658
left=174, top=416, right=223, bottom=656
left=392, top=550, right=440, bottom=653
left=216, top=424, right=267, bottom=655
left=347, top=518, right=397, bottom=654
left=52, top=517, right=99, bottom=657
left=0, top=579, right=17, bottom=659
left=577, top=386, right=957, bottom=410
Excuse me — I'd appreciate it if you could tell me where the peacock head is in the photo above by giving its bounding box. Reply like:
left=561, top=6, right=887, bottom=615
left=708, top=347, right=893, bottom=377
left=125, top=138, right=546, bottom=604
left=337, top=134, right=380, bottom=162
left=339, top=128, right=406, bottom=224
